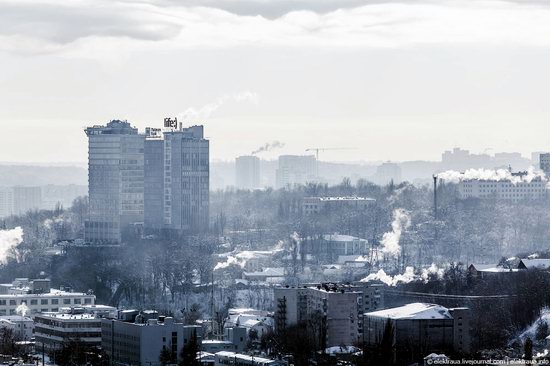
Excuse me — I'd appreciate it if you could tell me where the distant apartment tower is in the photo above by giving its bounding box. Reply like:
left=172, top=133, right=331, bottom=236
left=84, top=120, right=145, bottom=244
left=0, top=188, right=13, bottom=218
left=235, top=155, right=260, bottom=190
left=540, top=153, right=550, bottom=176
left=13, top=186, right=42, bottom=215
left=275, top=155, right=317, bottom=189
left=374, top=162, right=402, bottom=185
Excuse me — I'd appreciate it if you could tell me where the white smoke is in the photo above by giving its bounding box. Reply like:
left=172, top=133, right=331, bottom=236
left=361, top=267, right=416, bottom=286
left=16, top=302, right=29, bottom=317
left=0, top=227, right=23, bottom=263
left=420, top=263, right=444, bottom=282
left=437, top=167, right=545, bottom=185
left=179, top=91, right=259, bottom=121
left=251, top=141, right=285, bottom=155
left=380, top=209, right=410, bottom=257
left=362, top=264, right=445, bottom=286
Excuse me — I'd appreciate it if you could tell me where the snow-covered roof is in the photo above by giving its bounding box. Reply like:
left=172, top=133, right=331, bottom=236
left=469, top=264, right=518, bottom=273
left=519, top=259, right=550, bottom=270
left=324, top=346, right=360, bottom=355
left=243, top=268, right=285, bottom=277
left=424, top=353, right=449, bottom=360
left=365, top=303, right=452, bottom=320
left=323, top=234, right=367, bottom=242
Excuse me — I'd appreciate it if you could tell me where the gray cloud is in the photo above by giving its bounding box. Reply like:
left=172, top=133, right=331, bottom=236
left=0, top=1, right=181, bottom=45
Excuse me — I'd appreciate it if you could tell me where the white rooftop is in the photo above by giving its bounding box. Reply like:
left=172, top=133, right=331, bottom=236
left=323, top=234, right=367, bottom=242
left=365, top=303, right=452, bottom=320
left=520, top=258, right=550, bottom=269
left=311, top=196, right=375, bottom=202
left=216, top=351, right=278, bottom=364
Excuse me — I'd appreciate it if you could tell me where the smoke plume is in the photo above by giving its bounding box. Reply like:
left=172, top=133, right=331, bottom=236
left=0, top=227, right=23, bottom=263
left=437, top=167, right=545, bottom=185
left=179, top=91, right=259, bottom=121
left=16, top=303, right=29, bottom=317
left=361, top=267, right=416, bottom=286
left=252, top=141, right=285, bottom=155
left=380, top=209, right=410, bottom=257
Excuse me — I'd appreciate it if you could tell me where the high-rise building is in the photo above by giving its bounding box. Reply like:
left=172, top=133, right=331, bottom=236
left=374, top=162, right=402, bottom=185
left=275, top=155, right=317, bottom=189
left=540, top=153, right=550, bottom=176
left=0, top=188, right=14, bottom=218
left=12, top=186, right=42, bottom=215
left=143, top=120, right=209, bottom=236
left=161, top=124, right=209, bottom=234
left=235, top=155, right=260, bottom=190
left=84, top=120, right=145, bottom=244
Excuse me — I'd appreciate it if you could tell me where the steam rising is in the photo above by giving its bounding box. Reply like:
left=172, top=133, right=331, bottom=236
left=16, top=303, right=29, bottom=317
left=252, top=141, right=285, bottom=155
left=437, top=167, right=545, bottom=184
left=179, top=91, right=259, bottom=121
left=361, top=267, right=416, bottom=286
left=361, top=263, right=444, bottom=286
left=380, top=209, right=410, bottom=257
left=0, top=227, right=23, bottom=263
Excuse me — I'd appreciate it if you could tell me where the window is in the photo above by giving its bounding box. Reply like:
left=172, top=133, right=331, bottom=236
left=0, top=300, right=5, bottom=306
left=9, top=300, right=16, bottom=306
left=63, top=299, right=71, bottom=305
left=74, top=299, right=81, bottom=305
left=30, top=300, right=38, bottom=305
left=84, top=298, right=92, bottom=305
left=41, top=299, right=48, bottom=305
left=51, top=299, right=59, bottom=305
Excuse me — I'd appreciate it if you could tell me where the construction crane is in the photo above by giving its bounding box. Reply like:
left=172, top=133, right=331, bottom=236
left=305, top=147, right=357, bottom=161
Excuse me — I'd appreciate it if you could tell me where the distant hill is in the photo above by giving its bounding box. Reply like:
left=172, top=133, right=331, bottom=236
left=0, top=165, right=87, bottom=186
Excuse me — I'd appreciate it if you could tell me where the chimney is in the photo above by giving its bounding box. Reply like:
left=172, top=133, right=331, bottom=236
left=433, top=175, right=438, bottom=220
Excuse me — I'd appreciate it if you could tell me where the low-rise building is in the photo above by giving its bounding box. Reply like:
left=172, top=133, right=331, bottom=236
left=0, top=315, right=34, bottom=340
left=518, top=258, right=550, bottom=270
left=214, top=351, right=287, bottom=366
left=364, top=303, right=470, bottom=363
left=101, top=311, right=203, bottom=366
left=457, top=172, right=548, bottom=201
left=274, top=283, right=384, bottom=347
left=302, top=234, right=369, bottom=261
left=0, top=278, right=95, bottom=316
left=302, top=196, right=375, bottom=215
left=468, top=264, right=518, bottom=279
left=34, top=307, right=103, bottom=351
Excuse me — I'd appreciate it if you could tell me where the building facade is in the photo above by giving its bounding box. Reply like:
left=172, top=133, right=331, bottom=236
left=34, top=307, right=103, bottom=351
left=302, top=196, right=375, bottom=215
left=161, top=125, right=209, bottom=234
left=457, top=173, right=548, bottom=201
left=101, top=314, right=203, bottom=366
left=275, top=155, right=317, bottom=189
left=235, top=155, right=260, bottom=190
left=85, top=120, right=145, bottom=243
left=363, top=303, right=470, bottom=362
left=0, top=278, right=95, bottom=316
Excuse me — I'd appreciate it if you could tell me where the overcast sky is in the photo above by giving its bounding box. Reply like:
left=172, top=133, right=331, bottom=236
left=1, top=0, right=550, bottom=164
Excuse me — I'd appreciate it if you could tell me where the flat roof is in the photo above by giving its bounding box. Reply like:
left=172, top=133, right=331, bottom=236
left=365, top=303, right=452, bottom=320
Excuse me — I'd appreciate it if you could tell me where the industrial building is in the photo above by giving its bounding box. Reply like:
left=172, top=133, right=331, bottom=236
left=363, top=303, right=470, bottom=362
left=0, top=315, right=34, bottom=341
left=275, top=155, right=317, bottom=188
left=301, top=234, right=369, bottom=261
left=0, top=278, right=95, bottom=316
left=34, top=307, right=103, bottom=351
left=235, top=155, right=261, bottom=190
left=302, top=196, right=375, bottom=215
left=101, top=310, right=203, bottom=366
left=85, top=120, right=145, bottom=243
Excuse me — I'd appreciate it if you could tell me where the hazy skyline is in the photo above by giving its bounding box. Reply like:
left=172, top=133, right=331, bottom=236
left=2, top=0, right=550, bottom=163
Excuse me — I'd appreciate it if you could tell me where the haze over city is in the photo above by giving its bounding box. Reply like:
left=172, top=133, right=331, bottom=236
left=4, top=1, right=550, bottom=366
left=2, top=0, right=550, bottom=163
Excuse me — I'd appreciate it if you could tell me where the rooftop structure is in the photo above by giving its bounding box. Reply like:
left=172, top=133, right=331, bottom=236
left=302, top=196, right=375, bottom=215
left=518, top=258, right=550, bottom=270
left=214, top=352, right=287, bottom=366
